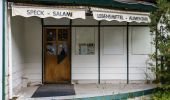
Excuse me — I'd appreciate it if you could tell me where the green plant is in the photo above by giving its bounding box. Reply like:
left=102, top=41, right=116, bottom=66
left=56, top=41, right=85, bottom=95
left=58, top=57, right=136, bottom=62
left=151, top=85, right=170, bottom=100
left=149, top=0, right=170, bottom=99
left=149, top=0, right=170, bottom=84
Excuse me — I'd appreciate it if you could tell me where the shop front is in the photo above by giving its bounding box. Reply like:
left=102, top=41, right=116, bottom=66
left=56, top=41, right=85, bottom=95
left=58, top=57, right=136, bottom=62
left=4, top=0, right=156, bottom=99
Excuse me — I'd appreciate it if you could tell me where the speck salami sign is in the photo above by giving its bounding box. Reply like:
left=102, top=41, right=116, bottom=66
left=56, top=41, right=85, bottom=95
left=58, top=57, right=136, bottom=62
left=93, top=11, right=150, bottom=23
left=12, top=5, right=86, bottom=19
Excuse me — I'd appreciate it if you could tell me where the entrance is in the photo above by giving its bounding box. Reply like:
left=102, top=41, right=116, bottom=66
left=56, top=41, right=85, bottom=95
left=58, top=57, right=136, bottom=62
left=44, top=28, right=71, bottom=83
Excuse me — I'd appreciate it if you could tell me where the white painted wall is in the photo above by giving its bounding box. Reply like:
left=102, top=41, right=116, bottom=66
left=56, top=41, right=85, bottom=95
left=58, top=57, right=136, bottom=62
left=44, top=18, right=70, bottom=25
left=11, top=16, right=42, bottom=94
left=72, top=27, right=98, bottom=80
left=11, top=16, right=25, bottom=93
left=100, top=21, right=154, bottom=82
left=23, top=17, right=42, bottom=84
left=0, top=0, right=3, bottom=99
left=129, top=26, right=155, bottom=82
left=100, top=21, right=127, bottom=82
left=72, top=16, right=98, bottom=83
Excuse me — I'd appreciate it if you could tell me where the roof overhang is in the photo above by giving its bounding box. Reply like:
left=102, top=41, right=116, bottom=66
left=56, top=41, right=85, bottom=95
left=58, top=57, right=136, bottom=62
left=7, top=0, right=156, bottom=12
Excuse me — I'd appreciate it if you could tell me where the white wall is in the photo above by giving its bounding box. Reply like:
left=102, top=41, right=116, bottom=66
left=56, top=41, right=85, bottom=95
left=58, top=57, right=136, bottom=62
left=100, top=21, right=127, bottom=82
left=0, top=0, right=3, bottom=99
left=72, top=27, right=98, bottom=80
left=72, top=16, right=99, bottom=83
left=11, top=16, right=42, bottom=94
left=44, top=18, right=70, bottom=25
left=11, top=16, right=25, bottom=93
left=129, top=26, right=154, bottom=81
left=100, top=21, right=154, bottom=82
left=23, top=17, right=42, bottom=84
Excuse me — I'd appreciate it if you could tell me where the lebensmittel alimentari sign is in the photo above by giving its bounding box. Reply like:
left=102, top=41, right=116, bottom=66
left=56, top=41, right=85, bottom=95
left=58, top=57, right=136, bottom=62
left=93, top=11, right=150, bottom=23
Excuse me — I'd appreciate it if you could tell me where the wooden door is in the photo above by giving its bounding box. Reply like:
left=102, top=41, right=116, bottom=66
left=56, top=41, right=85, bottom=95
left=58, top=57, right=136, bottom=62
left=44, top=28, right=71, bottom=83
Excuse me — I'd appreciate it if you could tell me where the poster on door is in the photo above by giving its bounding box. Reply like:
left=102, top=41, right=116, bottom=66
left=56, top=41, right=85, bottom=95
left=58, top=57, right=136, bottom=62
left=57, top=42, right=68, bottom=64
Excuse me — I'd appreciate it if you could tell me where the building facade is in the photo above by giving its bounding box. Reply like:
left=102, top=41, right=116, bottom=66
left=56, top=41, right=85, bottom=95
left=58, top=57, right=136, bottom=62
left=1, top=0, right=157, bottom=99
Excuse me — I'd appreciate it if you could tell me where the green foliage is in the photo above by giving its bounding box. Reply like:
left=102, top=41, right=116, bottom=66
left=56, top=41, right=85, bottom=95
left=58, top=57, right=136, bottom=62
left=151, top=90, right=170, bottom=100
left=149, top=0, right=170, bottom=84
left=149, top=0, right=170, bottom=99
left=151, top=84, right=170, bottom=100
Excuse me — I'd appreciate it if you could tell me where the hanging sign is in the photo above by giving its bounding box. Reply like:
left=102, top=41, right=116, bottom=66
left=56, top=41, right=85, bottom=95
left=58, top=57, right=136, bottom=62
left=93, top=11, right=150, bottom=23
left=12, top=5, right=86, bottom=19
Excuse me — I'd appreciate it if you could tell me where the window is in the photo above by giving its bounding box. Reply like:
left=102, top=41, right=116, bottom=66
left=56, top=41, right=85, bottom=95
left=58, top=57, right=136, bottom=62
left=75, top=27, right=95, bottom=55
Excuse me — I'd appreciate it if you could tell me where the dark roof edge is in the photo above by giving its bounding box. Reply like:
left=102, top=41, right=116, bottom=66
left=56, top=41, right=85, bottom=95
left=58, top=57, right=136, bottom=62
left=7, top=0, right=157, bottom=12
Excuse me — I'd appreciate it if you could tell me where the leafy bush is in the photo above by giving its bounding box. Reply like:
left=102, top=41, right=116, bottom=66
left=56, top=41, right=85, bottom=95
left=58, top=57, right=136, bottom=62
left=151, top=85, right=170, bottom=100
left=149, top=0, right=170, bottom=99
left=151, top=91, right=170, bottom=100
left=149, top=0, right=170, bottom=84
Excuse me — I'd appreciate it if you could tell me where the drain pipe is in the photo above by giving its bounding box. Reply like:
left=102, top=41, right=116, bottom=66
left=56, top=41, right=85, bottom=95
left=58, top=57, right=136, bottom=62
left=7, top=6, right=13, bottom=99
left=2, top=0, right=6, bottom=100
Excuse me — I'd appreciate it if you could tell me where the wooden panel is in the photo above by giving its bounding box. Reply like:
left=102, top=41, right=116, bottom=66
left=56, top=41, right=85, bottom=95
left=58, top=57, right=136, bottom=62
left=44, top=28, right=71, bottom=83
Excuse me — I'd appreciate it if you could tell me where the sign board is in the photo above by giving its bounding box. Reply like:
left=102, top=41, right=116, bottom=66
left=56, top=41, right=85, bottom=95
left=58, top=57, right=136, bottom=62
left=93, top=11, right=150, bottom=23
left=12, top=5, right=86, bottom=19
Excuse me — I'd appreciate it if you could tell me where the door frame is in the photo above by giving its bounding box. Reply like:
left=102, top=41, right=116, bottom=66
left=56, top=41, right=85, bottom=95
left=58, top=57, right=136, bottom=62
left=42, top=19, right=72, bottom=84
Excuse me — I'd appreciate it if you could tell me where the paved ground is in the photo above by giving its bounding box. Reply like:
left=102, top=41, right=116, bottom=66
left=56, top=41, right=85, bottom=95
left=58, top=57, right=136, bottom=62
left=14, top=83, right=156, bottom=100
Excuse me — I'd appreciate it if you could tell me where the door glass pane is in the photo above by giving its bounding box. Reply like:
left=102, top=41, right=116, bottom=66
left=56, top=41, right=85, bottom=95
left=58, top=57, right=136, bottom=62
left=57, top=42, right=68, bottom=64
left=57, top=29, right=69, bottom=64
left=47, top=29, right=56, bottom=41
left=58, top=29, right=68, bottom=41
left=46, top=43, right=56, bottom=55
